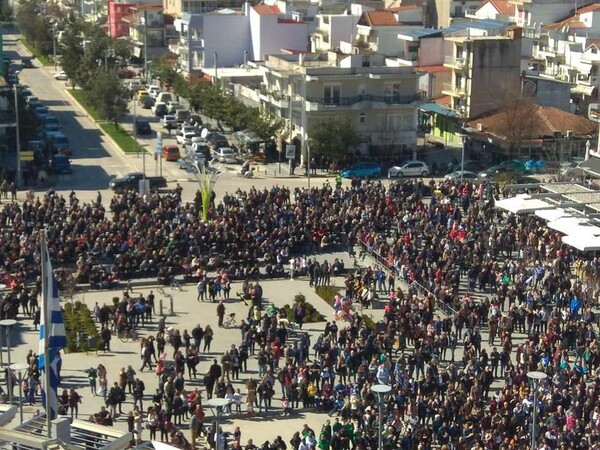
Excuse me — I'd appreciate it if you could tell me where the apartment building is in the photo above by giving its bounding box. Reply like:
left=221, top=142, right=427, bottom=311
left=171, top=3, right=308, bottom=75
left=237, top=52, right=421, bottom=158
left=163, top=0, right=245, bottom=16
left=442, top=25, right=522, bottom=119
left=123, top=3, right=169, bottom=58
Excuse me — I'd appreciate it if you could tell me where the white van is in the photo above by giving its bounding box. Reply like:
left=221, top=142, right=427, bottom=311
left=155, top=92, right=174, bottom=104
left=148, top=85, right=161, bottom=98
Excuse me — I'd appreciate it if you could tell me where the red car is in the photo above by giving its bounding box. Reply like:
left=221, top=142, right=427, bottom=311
left=161, top=145, right=181, bottom=161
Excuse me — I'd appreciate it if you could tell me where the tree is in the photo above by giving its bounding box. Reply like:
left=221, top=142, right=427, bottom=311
left=60, top=21, right=85, bottom=84
left=112, top=38, right=133, bottom=61
left=308, top=117, right=359, bottom=161
left=5, top=90, right=39, bottom=145
left=248, top=108, right=284, bottom=141
left=494, top=90, right=541, bottom=159
left=16, top=0, right=52, bottom=54
left=85, top=69, right=129, bottom=125
left=0, top=2, right=13, bottom=22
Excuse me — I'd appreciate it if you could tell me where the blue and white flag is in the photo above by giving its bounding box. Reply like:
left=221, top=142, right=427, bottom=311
left=38, top=241, right=67, bottom=420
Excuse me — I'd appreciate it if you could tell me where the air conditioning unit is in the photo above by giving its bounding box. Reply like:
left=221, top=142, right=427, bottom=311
left=477, top=123, right=484, bottom=132
left=566, top=130, right=573, bottom=138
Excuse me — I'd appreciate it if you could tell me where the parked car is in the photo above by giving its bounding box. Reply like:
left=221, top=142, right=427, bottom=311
left=53, top=71, right=68, bottom=80
left=128, top=80, right=143, bottom=91
left=444, top=170, right=480, bottom=182
left=136, top=90, right=149, bottom=101
left=152, top=102, right=168, bottom=117
left=155, top=92, right=174, bottom=104
left=52, top=154, right=72, bottom=174
left=388, top=161, right=430, bottom=178
left=187, top=114, right=203, bottom=127
left=213, top=147, right=239, bottom=163
left=34, top=105, right=50, bottom=120
left=161, top=145, right=181, bottom=161
left=177, top=152, right=206, bottom=170
left=478, top=159, right=525, bottom=179
left=205, top=132, right=229, bottom=150
left=109, top=172, right=167, bottom=194
left=135, top=120, right=152, bottom=135
left=21, top=57, right=33, bottom=68
left=167, top=102, right=183, bottom=114
left=140, top=96, right=155, bottom=109
left=177, top=131, right=199, bottom=146
left=162, top=115, right=177, bottom=129
left=47, top=131, right=71, bottom=156
left=341, top=162, right=382, bottom=178
left=175, top=109, right=191, bottom=123
left=147, top=85, right=160, bottom=98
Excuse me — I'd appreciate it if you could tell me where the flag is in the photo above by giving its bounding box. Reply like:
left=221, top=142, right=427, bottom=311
left=38, top=240, right=67, bottom=420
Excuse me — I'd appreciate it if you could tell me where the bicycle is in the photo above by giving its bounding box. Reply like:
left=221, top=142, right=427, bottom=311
left=118, top=327, right=139, bottom=343
left=222, top=313, right=238, bottom=329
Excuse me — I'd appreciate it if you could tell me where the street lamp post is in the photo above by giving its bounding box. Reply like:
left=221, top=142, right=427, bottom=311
left=371, top=384, right=391, bottom=450
left=207, top=397, right=229, bottom=450
left=13, top=84, right=21, bottom=188
left=52, top=24, right=57, bottom=71
left=10, top=362, right=29, bottom=424
left=0, top=319, right=18, bottom=405
left=527, top=371, right=548, bottom=450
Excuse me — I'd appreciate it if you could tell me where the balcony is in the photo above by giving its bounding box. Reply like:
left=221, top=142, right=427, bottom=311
left=577, top=75, right=598, bottom=86
left=442, top=82, right=467, bottom=97
left=536, top=45, right=562, bottom=60
left=396, top=52, right=418, bottom=67
left=444, top=55, right=468, bottom=69
left=305, top=93, right=421, bottom=110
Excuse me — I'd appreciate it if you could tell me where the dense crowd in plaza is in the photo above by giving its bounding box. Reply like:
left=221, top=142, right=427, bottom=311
left=2, top=178, right=600, bottom=450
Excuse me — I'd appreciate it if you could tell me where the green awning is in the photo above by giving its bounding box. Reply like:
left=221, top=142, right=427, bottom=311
left=420, top=103, right=458, bottom=117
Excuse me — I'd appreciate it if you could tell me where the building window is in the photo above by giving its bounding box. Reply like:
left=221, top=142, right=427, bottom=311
left=359, top=113, right=366, bottom=123
left=323, top=85, right=340, bottom=105
left=362, top=56, right=370, bottom=67
left=384, top=83, right=401, bottom=103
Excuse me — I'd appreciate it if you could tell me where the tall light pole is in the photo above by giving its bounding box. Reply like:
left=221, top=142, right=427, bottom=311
left=52, top=24, right=57, bottom=71
left=371, top=384, right=391, bottom=450
left=0, top=319, right=18, bottom=405
left=13, top=84, right=21, bottom=188
left=207, top=397, right=229, bottom=450
left=10, top=362, right=29, bottom=424
left=527, top=371, right=547, bottom=450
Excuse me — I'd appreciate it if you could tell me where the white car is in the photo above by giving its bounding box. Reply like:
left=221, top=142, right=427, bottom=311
left=147, top=85, right=160, bottom=98
left=213, top=147, right=239, bottom=163
left=53, top=71, right=68, bottom=80
left=177, top=131, right=199, bottom=146
left=162, top=115, right=177, bottom=129
left=388, top=161, right=430, bottom=178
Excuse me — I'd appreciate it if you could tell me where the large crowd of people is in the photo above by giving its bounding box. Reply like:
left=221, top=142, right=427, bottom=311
left=2, top=178, right=600, bottom=450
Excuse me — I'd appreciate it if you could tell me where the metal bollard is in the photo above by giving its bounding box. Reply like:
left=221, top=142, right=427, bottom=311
left=159, top=299, right=164, bottom=316
left=170, top=296, right=174, bottom=315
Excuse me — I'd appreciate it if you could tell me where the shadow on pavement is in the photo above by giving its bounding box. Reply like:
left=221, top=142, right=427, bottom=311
left=54, top=164, right=112, bottom=191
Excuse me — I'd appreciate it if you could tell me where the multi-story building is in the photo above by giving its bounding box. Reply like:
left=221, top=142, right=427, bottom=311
left=163, top=0, right=244, bottom=17
left=442, top=25, right=522, bottom=119
left=311, top=12, right=361, bottom=53
left=172, top=3, right=308, bottom=75
left=123, top=3, right=167, bottom=58
left=428, top=0, right=482, bottom=28
left=509, top=0, right=579, bottom=28
left=467, top=0, right=514, bottom=21
left=108, top=0, right=136, bottom=38
left=237, top=52, right=421, bottom=158
left=354, top=7, right=423, bottom=54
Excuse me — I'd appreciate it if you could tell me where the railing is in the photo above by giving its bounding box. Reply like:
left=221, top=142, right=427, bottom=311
left=444, top=55, right=467, bottom=67
left=306, top=93, right=420, bottom=107
left=357, top=240, right=457, bottom=316
left=442, top=82, right=466, bottom=95
left=397, top=52, right=418, bottom=62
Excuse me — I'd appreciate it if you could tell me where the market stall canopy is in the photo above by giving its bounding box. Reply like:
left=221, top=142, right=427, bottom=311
left=232, top=129, right=261, bottom=144
left=562, top=233, right=600, bottom=251
left=496, top=194, right=554, bottom=214
left=535, top=208, right=570, bottom=222
left=548, top=217, right=600, bottom=236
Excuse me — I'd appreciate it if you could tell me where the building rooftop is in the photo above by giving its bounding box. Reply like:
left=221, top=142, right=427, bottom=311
left=397, top=28, right=441, bottom=40
left=485, top=0, right=514, bottom=15
left=443, top=18, right=510, bottom=34
left=543, top=2, right=600, bottom=31
left=253, top=4, right=281, bottom=15
left=417, top=65, right=450, bottom=73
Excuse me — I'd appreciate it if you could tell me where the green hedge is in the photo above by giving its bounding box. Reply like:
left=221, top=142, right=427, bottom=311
left=315, top=286, right=376, bottom=329
left=70, top=89, right=144, bottom=154
left=63, top=301, right=99, bottom=353
left=281, top=293, right=324, bottom=323
left=18, top=38, right=53, bottom=66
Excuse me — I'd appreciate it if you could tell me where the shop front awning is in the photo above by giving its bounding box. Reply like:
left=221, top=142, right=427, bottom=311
left=419, top=102, right=458, bottom=117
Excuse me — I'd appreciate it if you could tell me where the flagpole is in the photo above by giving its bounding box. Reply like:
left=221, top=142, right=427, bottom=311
left=41, top=230, right=52, bottom=438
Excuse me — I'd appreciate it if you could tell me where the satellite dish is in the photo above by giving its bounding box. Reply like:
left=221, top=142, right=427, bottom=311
left=200, top=128, right=209, bottom=138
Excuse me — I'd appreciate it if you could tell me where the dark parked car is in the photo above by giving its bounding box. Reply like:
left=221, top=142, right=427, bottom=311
left=135, top=120, right=152, bottom=135
left=140, top=96, right=155, bottom=109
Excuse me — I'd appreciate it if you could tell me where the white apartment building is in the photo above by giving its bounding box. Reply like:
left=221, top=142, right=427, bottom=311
left=236, top=52, right=421, bottom=157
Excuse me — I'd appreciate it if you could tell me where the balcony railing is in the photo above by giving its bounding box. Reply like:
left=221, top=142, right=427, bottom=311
left=306, top=93, right=420, bottom=107
left=444, top=55, right=467, bottom=67
left=442, top=82, right=466, bottom=95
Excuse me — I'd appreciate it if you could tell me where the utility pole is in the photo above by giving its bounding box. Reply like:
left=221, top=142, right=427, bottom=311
left=52, top=25, right=57, bottom=71
left=143, top=10, right=148, bottom=82
left=14, top=84, right=21, bottom=188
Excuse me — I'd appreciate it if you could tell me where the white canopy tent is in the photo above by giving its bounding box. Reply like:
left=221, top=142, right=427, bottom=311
left=548, top=217, right=600, bottom=236
left=562, top=233, right=600, bottom=251
left=496, top=195, right=555, bottom=215
left=534, top=208, right=571, bottom=222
